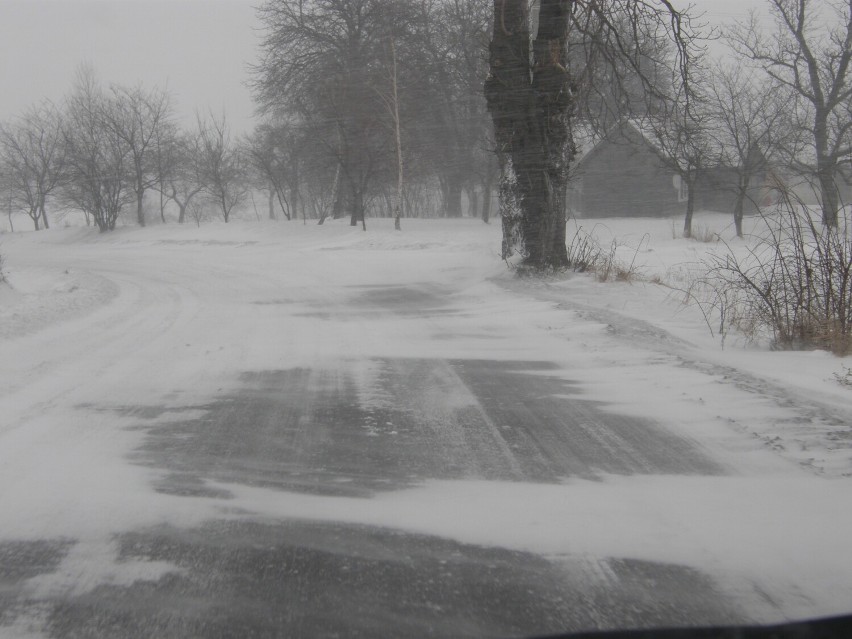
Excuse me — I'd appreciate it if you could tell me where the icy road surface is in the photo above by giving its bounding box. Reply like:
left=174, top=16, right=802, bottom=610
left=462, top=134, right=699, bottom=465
left=0, top=218, right=851, bottom=637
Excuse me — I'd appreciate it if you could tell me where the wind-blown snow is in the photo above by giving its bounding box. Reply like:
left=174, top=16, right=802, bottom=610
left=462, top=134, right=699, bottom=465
left=0, top=213, right=850, bottom=629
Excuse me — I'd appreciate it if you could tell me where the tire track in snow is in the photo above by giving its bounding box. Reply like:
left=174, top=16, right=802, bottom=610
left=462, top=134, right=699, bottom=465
left=497, top=276, right=852, bottom=476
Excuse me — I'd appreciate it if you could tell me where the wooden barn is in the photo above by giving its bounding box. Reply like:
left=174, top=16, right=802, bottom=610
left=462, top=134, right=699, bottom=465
left=568, top=121, right=769, bottom=219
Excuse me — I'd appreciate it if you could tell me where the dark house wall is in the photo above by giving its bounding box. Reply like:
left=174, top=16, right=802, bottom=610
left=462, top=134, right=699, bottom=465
left=569, top=124, right=771, bottom=219
left=695, top=167, right=767, bottom=214
left=569, top=127, right=683, bottom=219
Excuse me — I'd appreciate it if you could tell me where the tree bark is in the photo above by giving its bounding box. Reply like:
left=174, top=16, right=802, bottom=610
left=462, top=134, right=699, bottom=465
left=485, top=0, right=572, bottom=270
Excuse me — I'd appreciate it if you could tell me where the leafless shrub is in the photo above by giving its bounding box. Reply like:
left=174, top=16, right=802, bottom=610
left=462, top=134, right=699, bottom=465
left=671, top=220, right=719, bottom=243
left=564, top=226, right=644, bottom=283
left=566, top=226, right=604, bottom=273
left=698, top=194, right=852, bottom=355
left=689, top=224, right=720, bottom=244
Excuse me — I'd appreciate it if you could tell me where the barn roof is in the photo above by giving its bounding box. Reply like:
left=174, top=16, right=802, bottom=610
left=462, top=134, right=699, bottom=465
left=572, top=118, right=668, bottom=168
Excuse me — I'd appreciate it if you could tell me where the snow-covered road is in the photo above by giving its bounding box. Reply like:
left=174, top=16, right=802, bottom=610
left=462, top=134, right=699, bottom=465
left=0, top=218, right=850, bottom=637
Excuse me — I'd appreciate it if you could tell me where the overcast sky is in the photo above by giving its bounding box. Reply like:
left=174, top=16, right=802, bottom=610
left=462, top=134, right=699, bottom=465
left=0, top=0, right=767, bottom=135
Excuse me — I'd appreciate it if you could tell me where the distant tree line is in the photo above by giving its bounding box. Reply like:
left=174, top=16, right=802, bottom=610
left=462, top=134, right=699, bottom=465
left=250, top=0, right=497, bottom=230
left=2, top=0, right=850, bottom=262
left=630, top=0, right=852, bottom=239
left=0, top=64, right=253, bottom=232
left=476, top=0, right=852, bottom=261
left=1, top=0, right=497, bottom=233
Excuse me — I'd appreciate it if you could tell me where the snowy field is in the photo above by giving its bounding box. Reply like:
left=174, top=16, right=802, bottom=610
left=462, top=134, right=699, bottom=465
left=1, top=212, right=851, bottom=633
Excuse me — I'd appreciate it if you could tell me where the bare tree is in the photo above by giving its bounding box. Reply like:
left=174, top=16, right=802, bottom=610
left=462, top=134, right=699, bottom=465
left=0, top=102, right=66, bottom=231
left=640, top=85, right=715, bottom=239
left=730, top=0, right=852, bottom=227
left=707, top=64, right=792, bottom=237
left=152, top=118, right=181, bottom=223
left=246, top=121, right=301, bottom=221
left=252, top=0, right=392, bottom=229
left=196, top=112, right=248, bottom=223
left=158, top=129, right=207, bottom=224
left=62, top=66, right=134, bottom=232
left=107, top=84, right=175, bottom=227
left=405, top=0, right=493, bottom=218
left=485, top=0, right=697, bottom=269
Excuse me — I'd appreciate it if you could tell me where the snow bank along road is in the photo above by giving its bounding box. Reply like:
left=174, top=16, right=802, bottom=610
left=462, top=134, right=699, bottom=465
left=0, top=219, right=850, bottom=638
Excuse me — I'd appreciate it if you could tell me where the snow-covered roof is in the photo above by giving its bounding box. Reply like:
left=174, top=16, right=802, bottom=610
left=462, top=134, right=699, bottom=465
left=572, top=118, right=668, bottom=167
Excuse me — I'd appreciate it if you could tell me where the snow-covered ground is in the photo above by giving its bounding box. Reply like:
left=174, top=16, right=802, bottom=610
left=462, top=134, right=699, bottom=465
left=0, top=213, right=851, bottom=632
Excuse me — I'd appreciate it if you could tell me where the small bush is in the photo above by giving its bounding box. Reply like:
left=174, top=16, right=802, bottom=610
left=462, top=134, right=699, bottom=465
left=565, top=226, right=644, bottom=283
left=690, top=224, right=720, bottom=243
left=566, top=226, right=604, bottom=273
left=699, top=196, right=852, bottom=355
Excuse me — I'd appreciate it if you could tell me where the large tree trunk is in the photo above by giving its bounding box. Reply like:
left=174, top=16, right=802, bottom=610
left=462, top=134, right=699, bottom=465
left=485, top=0, right=572, bottom=270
